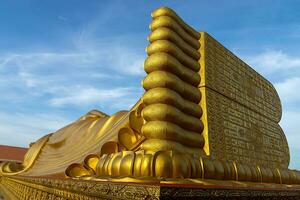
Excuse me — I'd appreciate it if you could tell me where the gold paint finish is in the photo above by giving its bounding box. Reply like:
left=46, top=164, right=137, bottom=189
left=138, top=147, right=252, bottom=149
left=151, top=7, right=201, bottom=39
left=0, top=134, right=51, bottom=175
left=140, top=139, right=204, bottom=154
left=65, top=163, right=93, bottom=178
left=199, top=86, right=289, bottom=169
left=140, top=6, right=204, bottom=155
left=0, top=109, right=140, bottom=177
left=141, top=121, right=204, bottom=148
left=142, top=104, right=203, bottom=132
left=142, top=88, right=202, bottom=118
left=148, top=27, right=200, bottom=60
left=144, top=53, right=200, bottom=85
left=142, top=71, right=201, bottom=103
left=68, top=150, right=300, bottom=184
left=198, top=32, right=289, bottom=169
left=199, top=32, right=282, bottom=122
left=150, top=16, right=200, bottom=49
left=147, top=40, right=200, bottom=71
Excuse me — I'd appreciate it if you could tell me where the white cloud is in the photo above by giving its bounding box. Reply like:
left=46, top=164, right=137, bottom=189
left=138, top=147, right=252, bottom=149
left=49, top=85, right=141, bottom=109
left=105, top=49, right=145, bottom=76
left=19, top=71, right=39, bottom=88
left=280, top=111, right=300, bottom=169
left=289, top=147, right=300, bottom=170
left=0, top=53, right=77, bottom=70
left=246, top=50, right=300, bottom=75
left=0, top=8, right=146, bottom=115
left=274, top=77, right=300, bottom=169
left=275, top=77, right=300, bottom=104
left=58, top=15, right=67, bottom=22
left=0, top=70, right=143, bottom=110
left=0, top=111, right=72, bottom=147
left=0, top=43, right=145, bottom=108
left=0, top=49, right=145, bottom=76
left=280, top=111, right=300, bottom=147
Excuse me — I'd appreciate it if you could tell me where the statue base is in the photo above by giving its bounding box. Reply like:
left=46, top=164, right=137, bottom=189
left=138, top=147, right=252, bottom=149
left=1, top=176, right=300, bottom=199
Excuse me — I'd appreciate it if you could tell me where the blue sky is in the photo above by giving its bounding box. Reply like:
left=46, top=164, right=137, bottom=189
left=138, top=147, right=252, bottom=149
left=0, top=0, right=299, bottom=169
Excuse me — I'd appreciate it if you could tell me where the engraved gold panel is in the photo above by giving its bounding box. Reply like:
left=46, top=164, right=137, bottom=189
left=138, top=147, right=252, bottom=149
left=200, top=87, right=289, bottom=169
left=199, top=32, right=282, bottom=123
left=199, top=32, right=289, bottom=169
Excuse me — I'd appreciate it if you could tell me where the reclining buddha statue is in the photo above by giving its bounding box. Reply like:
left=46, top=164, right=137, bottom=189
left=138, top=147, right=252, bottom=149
left=1, top=6, right=299, bottom=200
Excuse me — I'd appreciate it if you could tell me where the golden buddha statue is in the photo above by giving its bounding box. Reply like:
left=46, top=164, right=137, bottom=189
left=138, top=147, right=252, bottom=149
left=0, top=6, right=299, bottom=200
